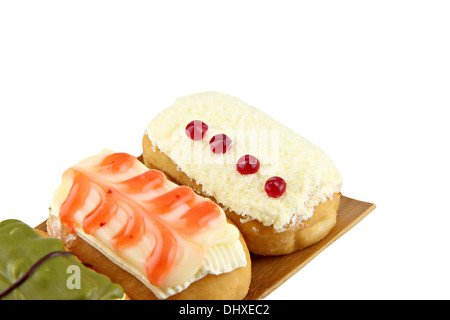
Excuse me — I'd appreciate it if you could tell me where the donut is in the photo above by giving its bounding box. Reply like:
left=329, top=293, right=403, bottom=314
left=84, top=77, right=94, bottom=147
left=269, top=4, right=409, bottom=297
left=142, top=92, right=343, bottom=256
left=0, top=219, right=125, bottom=300
left=47, top=150, right=251, bottom=300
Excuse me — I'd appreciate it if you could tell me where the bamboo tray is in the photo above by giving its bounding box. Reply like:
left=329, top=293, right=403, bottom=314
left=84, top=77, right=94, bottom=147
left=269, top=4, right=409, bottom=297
left=35, top=195, right=375, bottom=300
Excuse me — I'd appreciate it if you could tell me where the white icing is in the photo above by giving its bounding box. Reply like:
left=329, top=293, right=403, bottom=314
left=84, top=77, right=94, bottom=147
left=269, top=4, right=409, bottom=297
left=145, top=92, right=343, bottom=232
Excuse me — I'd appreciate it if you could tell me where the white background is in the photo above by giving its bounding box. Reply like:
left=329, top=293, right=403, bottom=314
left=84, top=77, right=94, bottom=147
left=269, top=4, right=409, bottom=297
left=1, top=1, right=449, bottom=300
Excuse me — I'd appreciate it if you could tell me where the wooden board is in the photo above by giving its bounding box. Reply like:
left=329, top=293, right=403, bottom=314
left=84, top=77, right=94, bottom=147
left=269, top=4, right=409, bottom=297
left=244, top=195, right=375, bottom=300
left=35, top=195, right=375, bottom=300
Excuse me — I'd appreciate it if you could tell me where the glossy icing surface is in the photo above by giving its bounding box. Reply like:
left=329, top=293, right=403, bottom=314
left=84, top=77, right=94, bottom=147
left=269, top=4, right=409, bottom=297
left=50, top=150, right=246, bottom=299
left=145, top=92, right=343, bottom=231
left=0, top=219, right=124, bottom=300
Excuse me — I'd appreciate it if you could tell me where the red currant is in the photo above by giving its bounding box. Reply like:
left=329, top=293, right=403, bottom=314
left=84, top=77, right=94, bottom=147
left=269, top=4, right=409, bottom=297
left=265, top=176, right=286, bottom=198
left=185, top=120, right=208, bottom=141
left=209, top=134, right=232, bottom=154
left=236, top=155, right=260, bottom=175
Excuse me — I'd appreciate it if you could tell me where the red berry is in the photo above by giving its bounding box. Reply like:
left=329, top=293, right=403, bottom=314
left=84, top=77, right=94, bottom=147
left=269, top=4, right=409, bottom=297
left=185, top=120, right=208, bottom=141
left=265, top=176, right=286, bottom=198
left=236, top=155, right=260, bottom=175
left=209, top=134, right=232, bottom=154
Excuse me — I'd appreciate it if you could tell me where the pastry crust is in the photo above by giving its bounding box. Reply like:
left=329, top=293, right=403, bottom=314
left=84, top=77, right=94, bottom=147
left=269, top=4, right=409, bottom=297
left=47, top=214, right=251, bottom=300
left=143, top=134, right=341, bottom=256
